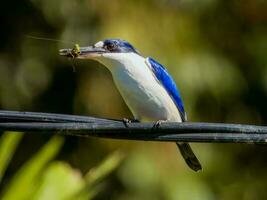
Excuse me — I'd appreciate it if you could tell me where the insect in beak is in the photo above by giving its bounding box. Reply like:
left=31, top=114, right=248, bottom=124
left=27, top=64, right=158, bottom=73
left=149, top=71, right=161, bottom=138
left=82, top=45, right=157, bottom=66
left=70, top=44, right=81, bottom=58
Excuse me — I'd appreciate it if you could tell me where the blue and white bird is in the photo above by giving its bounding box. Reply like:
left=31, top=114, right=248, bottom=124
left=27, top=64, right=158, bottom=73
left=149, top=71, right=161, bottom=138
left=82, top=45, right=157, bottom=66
left=60, top=39, right=202, bottom=171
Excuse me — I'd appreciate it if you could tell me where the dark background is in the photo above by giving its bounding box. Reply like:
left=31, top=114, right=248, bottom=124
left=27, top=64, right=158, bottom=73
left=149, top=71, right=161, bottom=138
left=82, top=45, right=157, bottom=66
left=1, top=0, right=267, bottom=199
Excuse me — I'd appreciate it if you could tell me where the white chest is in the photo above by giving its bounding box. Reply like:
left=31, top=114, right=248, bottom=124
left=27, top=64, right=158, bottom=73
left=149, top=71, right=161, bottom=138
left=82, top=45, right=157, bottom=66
left=97, top=53, right=182, bottom=122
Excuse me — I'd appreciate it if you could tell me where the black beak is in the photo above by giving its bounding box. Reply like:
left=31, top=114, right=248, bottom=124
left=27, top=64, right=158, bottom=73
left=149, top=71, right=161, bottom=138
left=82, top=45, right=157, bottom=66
left=59, top=45, right=106, bottom=58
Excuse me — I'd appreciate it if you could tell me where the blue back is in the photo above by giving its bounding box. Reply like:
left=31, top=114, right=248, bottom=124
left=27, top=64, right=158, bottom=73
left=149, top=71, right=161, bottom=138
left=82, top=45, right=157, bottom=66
left=148, top=57, right=186, bottom=121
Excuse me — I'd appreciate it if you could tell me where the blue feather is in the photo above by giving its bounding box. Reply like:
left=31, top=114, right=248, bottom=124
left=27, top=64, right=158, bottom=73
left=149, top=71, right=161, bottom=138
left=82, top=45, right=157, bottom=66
left=103, top=39, right=139, bottom=54
left=147, top=57, right=186, bottom=121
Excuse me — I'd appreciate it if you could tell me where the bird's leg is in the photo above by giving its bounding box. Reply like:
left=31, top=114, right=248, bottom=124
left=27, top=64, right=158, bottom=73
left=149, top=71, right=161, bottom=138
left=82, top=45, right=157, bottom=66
left=153, top=120, right=168, bottom=129
left=122, top=118, right=140, bottom=127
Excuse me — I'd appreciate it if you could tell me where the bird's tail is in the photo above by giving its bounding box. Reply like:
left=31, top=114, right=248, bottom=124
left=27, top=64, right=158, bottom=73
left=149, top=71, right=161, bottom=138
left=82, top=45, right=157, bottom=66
left=176, top=142, right=202, bottom=172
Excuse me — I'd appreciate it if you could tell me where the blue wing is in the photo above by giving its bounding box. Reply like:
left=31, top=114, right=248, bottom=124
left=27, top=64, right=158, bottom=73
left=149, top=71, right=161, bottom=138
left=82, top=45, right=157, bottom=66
left=146, top=57, right=186, bottom=121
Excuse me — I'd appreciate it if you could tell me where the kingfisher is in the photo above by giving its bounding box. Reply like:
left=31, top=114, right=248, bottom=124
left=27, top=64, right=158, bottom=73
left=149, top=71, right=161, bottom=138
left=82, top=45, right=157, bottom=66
left=59, top=39, right=202, bottom=171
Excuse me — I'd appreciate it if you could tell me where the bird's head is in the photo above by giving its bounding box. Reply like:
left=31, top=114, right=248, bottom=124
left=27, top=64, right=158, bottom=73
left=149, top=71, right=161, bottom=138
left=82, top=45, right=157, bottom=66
left=59, top=39, right=140, bottom=67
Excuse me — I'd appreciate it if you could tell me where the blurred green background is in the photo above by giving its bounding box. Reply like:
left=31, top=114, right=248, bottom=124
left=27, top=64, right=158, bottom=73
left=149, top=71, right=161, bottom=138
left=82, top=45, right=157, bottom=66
left=1, top=0, right=267, bottom=199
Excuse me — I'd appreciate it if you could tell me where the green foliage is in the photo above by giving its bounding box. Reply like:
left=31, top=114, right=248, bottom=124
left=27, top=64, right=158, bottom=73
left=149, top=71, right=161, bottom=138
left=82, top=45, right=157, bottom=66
left=2, top=136, right=64, bottom=200
left=73, top=151, right=124, bottom=200
left=0, top=133, right=123, bottom=200
left=0, top=132, right=23, bottom=182
left=32, top=162, right=85, bottom=200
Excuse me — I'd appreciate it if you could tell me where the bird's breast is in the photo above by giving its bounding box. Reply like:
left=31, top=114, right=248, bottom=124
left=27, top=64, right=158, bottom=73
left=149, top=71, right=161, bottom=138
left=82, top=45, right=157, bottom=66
left=109, top=58, right=182, bottom=122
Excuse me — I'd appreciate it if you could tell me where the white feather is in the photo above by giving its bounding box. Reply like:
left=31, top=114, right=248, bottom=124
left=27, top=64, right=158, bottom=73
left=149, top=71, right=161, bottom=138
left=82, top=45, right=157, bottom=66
left=94, top=41, right=104, bottom=48
left=95, top=52, right=182, bottom=122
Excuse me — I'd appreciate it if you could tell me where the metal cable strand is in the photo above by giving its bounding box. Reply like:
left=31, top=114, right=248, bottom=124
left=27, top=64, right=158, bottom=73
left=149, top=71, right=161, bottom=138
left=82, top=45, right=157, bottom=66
left=0, top=110, right=267, bottom=143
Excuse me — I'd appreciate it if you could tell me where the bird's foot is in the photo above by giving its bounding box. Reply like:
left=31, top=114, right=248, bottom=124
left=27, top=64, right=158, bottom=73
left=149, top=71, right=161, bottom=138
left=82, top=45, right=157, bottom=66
left=122, top=118, right=140, bottom=127
left=153, top=120, right=168, bottom=129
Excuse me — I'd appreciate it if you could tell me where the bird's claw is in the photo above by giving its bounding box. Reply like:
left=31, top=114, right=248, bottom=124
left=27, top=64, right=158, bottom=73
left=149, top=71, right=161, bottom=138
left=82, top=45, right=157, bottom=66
left=153, top=120, right=167, bottom=129
left=122, top=118, right=140, bottom=127
left=122, top=118, right=131, bottom=127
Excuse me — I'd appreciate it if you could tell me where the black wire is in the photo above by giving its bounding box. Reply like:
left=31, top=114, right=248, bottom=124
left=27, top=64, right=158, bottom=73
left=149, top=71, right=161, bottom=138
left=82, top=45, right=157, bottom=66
left=0, top=110, right=267, bottom=143
left=0, top=110, right=118, bottom=123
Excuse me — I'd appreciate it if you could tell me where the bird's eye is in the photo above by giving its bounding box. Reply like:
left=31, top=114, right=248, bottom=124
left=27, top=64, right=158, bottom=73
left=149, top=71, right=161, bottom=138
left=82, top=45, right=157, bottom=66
left=105, top=43, right=117, bottom=51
